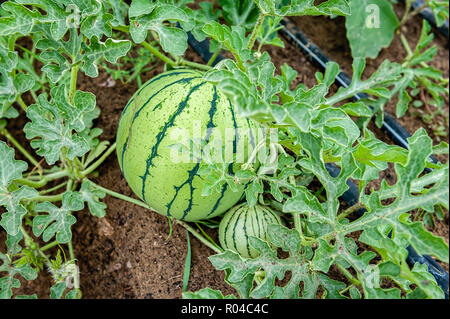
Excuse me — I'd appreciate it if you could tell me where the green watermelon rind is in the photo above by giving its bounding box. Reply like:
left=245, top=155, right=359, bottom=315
left=116, top=69, right=258, bottom=221
left=218, top=203, right=283, bottom=258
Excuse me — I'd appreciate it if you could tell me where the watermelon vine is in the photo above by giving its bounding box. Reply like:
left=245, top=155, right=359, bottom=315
left=0, top=0, right=448, bottom=299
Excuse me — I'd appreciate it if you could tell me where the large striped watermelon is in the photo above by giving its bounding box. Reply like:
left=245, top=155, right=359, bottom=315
left=219, top=203, right=283, bottom=258
left=116, top=69, right=257, bottom=221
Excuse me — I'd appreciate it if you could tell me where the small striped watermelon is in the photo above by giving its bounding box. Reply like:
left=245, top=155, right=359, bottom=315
left=116, top=69, right=257, bottom=221
left=219, top=203, right=283, bottom=258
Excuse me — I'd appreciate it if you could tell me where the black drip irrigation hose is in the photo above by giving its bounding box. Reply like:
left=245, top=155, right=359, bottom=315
left=186, top=21, right=449, bottom=298
left=186, top=32, right=219, bottom=66
left=409, top=0, right=449, bottom=40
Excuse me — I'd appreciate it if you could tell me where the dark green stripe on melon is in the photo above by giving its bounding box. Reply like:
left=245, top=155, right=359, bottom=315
left=219, top=203, right=283, bottom=258
left=119, top=72, right=202, bottom=175
left=139, top=81, right=207, bottom=202
left=167, top=86, right=220, bottom=220
left=121, top=70, right=201, bottom=115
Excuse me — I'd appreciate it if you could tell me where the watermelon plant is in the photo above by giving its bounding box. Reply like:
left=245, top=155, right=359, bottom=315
left=0, top=0, right=448, bottom=299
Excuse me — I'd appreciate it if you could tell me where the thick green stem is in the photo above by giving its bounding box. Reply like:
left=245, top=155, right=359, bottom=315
left=293, top=213, right=302, bottom=234
left=39, top=181, right=68, bottom=195
left=178, top=220, right=223, bottom=254
left=247, top=13, right=265, bottom=50
left=399, top=0, right=413, bottom=26
left=89, top=181, right=222, bottom=254
left=68, top=241, right=75, bottom=262
left=233, top=54, right=246, bottom=72
left=27, top=170, right=70, bottom=182
left=69, top=64, right=79, bottom=103
left=31, top=193, right=65, bottom=203
left=292, top=213, right=317, bottom=246
left=66, top=178, right=74, bottom=191
left=88, top=180, right=152, bottom=210
left=179, top=59, right=212, bottom=71
left=14, top=177, right=48, bottom=189
left=113, top=25, right=210, bottom=71
left=400, top=33, right=414, bottom=61
left=112, top=25, right=129, bottom=33
left=242, top=138, right=266, bottom=170
left=16, top=96, right=28, bottom=112
left=141, top=41, right=177, bottom=66
left=207, top=50, right=220, bottom=66
left=338, top=203, right=364, bottom=222
left=30, top=90, right=39, bottom=104
left=40, top=240, right=59, bottom=252
left=337, top=263, right=360, bottom=286
left=8, top=35, right=16, bottom=52
left=195, top=222, right=222, bottom=251
left=81, top=142, right=117, bottom=177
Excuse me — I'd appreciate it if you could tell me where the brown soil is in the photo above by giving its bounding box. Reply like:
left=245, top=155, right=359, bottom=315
left=1, top=2, right=448, bottom=298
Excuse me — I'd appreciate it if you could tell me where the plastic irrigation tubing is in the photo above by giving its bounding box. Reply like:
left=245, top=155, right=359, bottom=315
left=409, top=0, right=449, bottom=40
left=186, top=25, right=449, bottom=299
left=187, top=31, right=220, bottom=66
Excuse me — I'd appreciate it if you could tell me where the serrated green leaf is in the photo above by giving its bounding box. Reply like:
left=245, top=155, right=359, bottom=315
left=80, top=11, right=114, bottom=39
left=6, top=232, right=23, bottom=255
left=0, top=42, right=18, bottom=73
left=406, top=263, right=444, bottom=299
left=0, top=142, right=39, bottom=236
left=130, top=4, right=191, bottom=56
left=23, top=88, right=91, bottom=165
left=82, top=37, right=131, bottom=77
left=346, top=0, right=398, bottom=59
left=50, top=281, right=66, bottom=299
left=103, top=0, right=127, bottom=26
left=0, top=43, right=35, bottom=118
left=210, top=224, right=345, bottom=299
left=129, top=0, right=156, bottom=18
left=0, top=141, right=27, bottom=190
left=0, top=2, right=41, bottom=36
left=219, top=0, right=259, bottom=29
left=202, top=22, right=252, bottom=64
left=353, top=129, right=449, bottom=263
left=79, top=180, right=107, bottom=217
left=184, top=1, right=221, bottom=42
left=0, top=185, right=38, bottom=236
left=0, top=254, right=37, bottom=299
left=15, top=0, right=73, bottom=40
left=32, top=192, right=84, bottom=243
left=255, top=0, right=350, bottom=17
